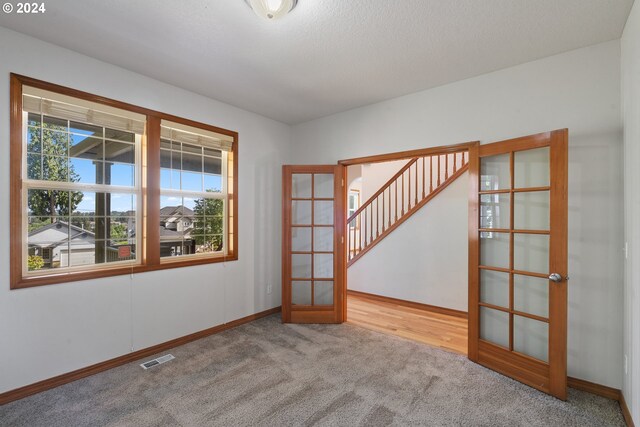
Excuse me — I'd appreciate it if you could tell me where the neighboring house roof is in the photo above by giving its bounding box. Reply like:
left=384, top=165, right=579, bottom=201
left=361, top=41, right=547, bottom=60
left=160, top=205, right=195, bottom=219
left=159, top=226, right=192, bottom=243
left=28, top=221, right=95, bottom=248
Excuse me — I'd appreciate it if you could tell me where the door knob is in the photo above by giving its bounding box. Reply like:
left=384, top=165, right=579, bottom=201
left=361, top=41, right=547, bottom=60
left=548, top=273, right=567, bottom=283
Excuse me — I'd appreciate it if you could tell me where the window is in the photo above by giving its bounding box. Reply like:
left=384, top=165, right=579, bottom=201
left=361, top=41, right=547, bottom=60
left=348, top=190, right=360, bottom=228
left=159, top=120, right=233, bottom=260
left=10, top=74, right=238, bottom=289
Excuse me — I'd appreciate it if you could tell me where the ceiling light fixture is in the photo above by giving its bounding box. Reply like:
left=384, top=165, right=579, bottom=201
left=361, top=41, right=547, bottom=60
left=245, top=0, right=297, bottom=20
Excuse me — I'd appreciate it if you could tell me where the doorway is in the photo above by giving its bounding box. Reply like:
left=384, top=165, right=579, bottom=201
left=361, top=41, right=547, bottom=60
left=282, top=130, right=568, bottom=400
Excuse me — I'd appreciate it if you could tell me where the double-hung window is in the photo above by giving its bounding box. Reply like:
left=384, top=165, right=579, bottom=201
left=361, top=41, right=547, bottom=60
left=10, top=74, right=238, bottom=289
left=22, top=86, right=143, bottom=274
left=159, top=120, right=234, bottom=260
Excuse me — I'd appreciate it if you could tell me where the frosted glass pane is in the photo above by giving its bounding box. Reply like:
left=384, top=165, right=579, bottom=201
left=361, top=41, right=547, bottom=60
left=291, top=254, right=311, bottom=278
left=314, top=201, right=333, bottom=225
left=292, top=201, right=311, bottom=225
left=314, top=253, right=333, bottom=278
left=514, top=234, right=549, bottom=274
left=514, top=274, right=549, bottom=318
left=480, top=307, right=509, bottom=348
left=514, top=191, right=549, bottom=230
left=292, top=174, right=311, bottom=198
left=480, top=270, right=509, bottom=308
left=291, top=227, right=311, bottom=252
left=480, top=193, right=510, bottom=229
left=514, top=147, right=549, bottom=189
left=480, top=232, right=510, bottom=269
left=314, top=174, right=334, bottom=198
left=480, top=154, right=510, bottom=191
left=314, top=281, right=333, bottom=305
left=314, top=227, right=333, bottom=252
left=514, top=315, right=548, bottom=362
left=292, top=281, right=311, bottom=305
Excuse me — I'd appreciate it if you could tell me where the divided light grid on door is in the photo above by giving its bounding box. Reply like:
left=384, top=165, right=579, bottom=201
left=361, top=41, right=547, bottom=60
left=282, top=165, right=346, bottom=324
left=469, top=130, right=568, bottom=400
left=347, top=149, right=469, bottom=266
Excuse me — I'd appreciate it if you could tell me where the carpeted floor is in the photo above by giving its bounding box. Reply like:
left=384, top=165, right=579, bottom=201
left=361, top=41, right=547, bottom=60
left=0, top=314, right=625, bottom=426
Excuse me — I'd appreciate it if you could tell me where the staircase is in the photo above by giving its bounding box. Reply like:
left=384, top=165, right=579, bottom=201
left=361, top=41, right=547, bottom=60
left=347, top=148, right=469, bottom=266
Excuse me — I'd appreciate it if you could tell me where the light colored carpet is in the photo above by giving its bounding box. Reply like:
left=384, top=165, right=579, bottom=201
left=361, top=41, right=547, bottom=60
left=0, top=314, right=625, bottom=426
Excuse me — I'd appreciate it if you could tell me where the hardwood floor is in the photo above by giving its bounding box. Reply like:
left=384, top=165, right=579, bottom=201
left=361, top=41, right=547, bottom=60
left=346, top=293, right=468, bottom=355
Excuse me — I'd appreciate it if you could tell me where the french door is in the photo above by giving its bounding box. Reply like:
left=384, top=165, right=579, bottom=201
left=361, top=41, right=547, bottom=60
left=468, top=130, right=568, bottom=399
left=282, top=165, right=346, bottom=323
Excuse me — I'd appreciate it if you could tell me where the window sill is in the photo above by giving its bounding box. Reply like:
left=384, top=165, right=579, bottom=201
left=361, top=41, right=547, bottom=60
left=11, top=253, right=238, bottom=290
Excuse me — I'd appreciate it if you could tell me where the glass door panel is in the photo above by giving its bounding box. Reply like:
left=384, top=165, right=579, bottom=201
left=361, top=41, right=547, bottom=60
left=480, top=193, right=510, bottom=229
left=514, top=274, right=549, bottom=318
left=514, top=315, right=549, bottom=363
left=313, top=227, right=334, bottom=251
left=480, top=153, right=510, bottom=190
left=291, top=254, right=311, bottom=278
left=291, top=227, right=311, bottom=251
left=314, top=201, right=334, bottom=225
left=480, top=232, right=510, bottom=268
left=314, top=281, right=334, bottom=305
left=292, top=174, right=312, bottom=198
left=480, top=270, right=509, bottom=308
left=514, top=191, right=550, bottom=230
left=292, top=201, right=311, bottom=225
left=480, top=307, right=509, bottom=348
left=513, top=233, right=549, bottom=273
left=292, top=281, right=312, bottom=305
left=514, top=147, right=550, bottom=188
left=314, top=174, right=334, bottom=198
left=313, top=253, right=333, bottom=278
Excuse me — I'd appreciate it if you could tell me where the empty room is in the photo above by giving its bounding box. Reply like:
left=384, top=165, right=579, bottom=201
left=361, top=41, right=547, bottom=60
left=0, top=1, right=639, bottom=426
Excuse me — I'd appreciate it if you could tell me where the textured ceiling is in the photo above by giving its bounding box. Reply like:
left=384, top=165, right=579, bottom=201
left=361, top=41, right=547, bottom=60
left=0, top=0, right=633, bottom=124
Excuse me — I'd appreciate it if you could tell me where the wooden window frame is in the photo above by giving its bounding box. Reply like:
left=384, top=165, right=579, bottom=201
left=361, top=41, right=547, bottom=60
left=10, top=74, right=239, bottom=289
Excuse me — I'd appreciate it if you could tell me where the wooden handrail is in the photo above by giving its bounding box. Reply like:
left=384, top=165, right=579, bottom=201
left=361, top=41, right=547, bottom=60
left=339, top=141, right=477, bottom=166
left=346, top=147, right=469, bottom=224
left=348, top=157, right=417, bottom=223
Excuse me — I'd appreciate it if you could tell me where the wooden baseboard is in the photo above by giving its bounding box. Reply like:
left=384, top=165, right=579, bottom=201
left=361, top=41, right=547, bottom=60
left=0, top=306, right=281, bottom=406
left=347, top=289, right=468, bottom=319
left=567, top=376, right=620, bottom=401
left=620, top=392, right=636, bottom=427
left=567, top=377, right=635, bottom=427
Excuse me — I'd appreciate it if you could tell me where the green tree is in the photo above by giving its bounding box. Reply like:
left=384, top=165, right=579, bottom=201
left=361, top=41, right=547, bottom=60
left=110, top=223, right=128, bottom=244
left=28, top=217, right=52, bottom=232
left=191, top=196, right=224, bottom=251
left=27, top=121, right=83, bottom=218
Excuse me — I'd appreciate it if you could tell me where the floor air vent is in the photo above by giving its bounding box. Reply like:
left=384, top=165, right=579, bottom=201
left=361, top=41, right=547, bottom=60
left=140, top=354, right=175, bottom=369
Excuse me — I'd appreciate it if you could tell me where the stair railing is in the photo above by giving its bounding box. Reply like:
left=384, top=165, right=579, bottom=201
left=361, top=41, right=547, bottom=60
left=347, top=149, right=469, bottom=266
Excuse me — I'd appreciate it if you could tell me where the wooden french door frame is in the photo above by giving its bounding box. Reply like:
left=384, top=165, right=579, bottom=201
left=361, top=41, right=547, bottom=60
left=282, top=165, right=347, bottom=324
left=468, top=129, right=569, bottom=400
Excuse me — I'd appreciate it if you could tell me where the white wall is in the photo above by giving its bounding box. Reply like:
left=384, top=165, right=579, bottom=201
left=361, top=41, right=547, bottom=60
left=0, top=27, right=291, bottom=394
left=347, top=164, right=362, bottom=193
left=292, top=41, right=624, bottom=388
left=622, top=0, right=640, bottom=421
left=360, top=160, right=407, bottom=202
